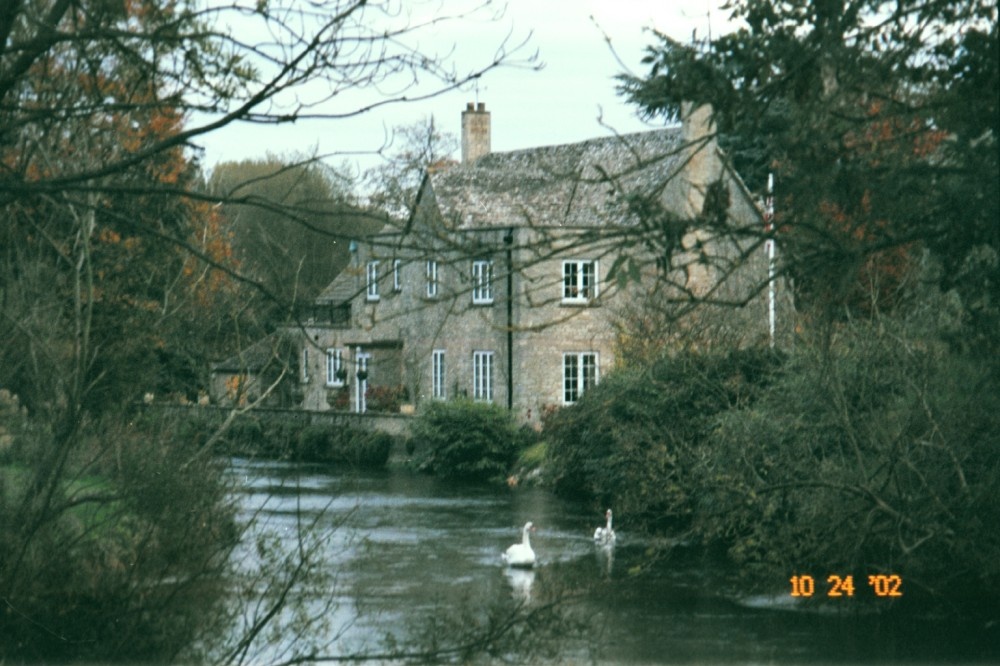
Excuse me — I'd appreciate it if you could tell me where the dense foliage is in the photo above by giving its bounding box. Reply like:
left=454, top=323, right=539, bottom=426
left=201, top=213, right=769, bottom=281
left=545, top=349, right=783, bottom=532
left=544, top=315, right=1000, bottom=613
left=0, top=407, right=236, bottom=662
left=410, top=400, right=524, bottom=483
left=0, top=0, right=530, bottom=661
left=705, top=321, right=1000, bottom=607
left=586, top=0, right=999, bottom=619
left=297, top=425, right=394, bottom=467
left=209, top=158, right=384, bottom=327
left=620, top=0, right=998, bottom=334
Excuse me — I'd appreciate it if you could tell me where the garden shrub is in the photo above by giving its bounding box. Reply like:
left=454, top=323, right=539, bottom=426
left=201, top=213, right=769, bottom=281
left=703, top=321, right=1000, bottom=609
left=226, top=417, right=265, bottom=448
left=296, top=424, right=392, bottom=467
left=410, top=399, right=520, bottom=482
left=544, top=348, right=783, bottom=532
left=0, top=412, right=236, bottom=663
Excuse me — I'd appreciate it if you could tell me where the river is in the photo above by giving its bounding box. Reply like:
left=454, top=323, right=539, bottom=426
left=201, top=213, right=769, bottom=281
left=225, top=458, right=998, bottom=665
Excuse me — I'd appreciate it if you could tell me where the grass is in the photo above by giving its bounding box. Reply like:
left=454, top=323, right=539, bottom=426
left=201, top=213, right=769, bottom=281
left=517, top=440, right=547, bottom=468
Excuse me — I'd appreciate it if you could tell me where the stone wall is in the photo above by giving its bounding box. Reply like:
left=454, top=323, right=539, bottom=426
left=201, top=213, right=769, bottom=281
left=148, top=403, right=415, bottom=438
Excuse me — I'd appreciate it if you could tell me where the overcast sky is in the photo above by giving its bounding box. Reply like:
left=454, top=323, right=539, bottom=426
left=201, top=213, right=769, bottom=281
left=196, top=0, right=734, bottom=176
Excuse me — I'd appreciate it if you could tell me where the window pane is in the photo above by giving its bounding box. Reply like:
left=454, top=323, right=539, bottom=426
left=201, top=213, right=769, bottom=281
left=473, top=260, right=493, bottom=303
left=563, top=262, right=577, bottom=299
left=426, top=260, right=438, bottom=297
left=432, top=350, right=445, bottom=399
left=563, top=354, right=578, bottom=403
left=473, top=351, right=493, bottom=402
left=582, top=353, right=597, bottom=392
left=367, top=261, right=379, bottom=299
left=485, top=353, right=492, bottom=402
left=581, top=262, right=594, bottom=298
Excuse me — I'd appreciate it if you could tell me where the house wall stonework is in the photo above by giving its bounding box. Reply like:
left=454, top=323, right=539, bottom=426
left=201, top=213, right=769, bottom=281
left=287, top=104, right=790, bottom=426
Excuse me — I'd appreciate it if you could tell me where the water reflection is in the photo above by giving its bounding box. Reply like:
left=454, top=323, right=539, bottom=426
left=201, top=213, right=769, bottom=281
left=594, top=542, right=615, bottom=579
left=503, top=567, right=536, bottom=602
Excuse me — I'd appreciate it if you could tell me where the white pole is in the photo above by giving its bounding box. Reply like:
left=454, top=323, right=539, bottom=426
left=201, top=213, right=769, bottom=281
left=766, top=172, right=776, bottom=348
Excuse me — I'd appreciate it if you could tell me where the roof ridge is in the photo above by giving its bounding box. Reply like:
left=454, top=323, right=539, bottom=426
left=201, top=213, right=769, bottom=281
left=479, top=126, right=680, bottom=162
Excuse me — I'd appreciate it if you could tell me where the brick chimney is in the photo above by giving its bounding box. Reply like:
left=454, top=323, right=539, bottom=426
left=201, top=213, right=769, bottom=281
left=680, top=102, right=722, bottom=218
left=679, top=102, right=723, bottom=295
left=461, top=102, right=490, bottom=164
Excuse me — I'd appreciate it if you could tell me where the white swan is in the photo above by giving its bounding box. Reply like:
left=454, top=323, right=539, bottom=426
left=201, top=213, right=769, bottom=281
left=593, top=508, right=616, bottom=546
left=502, top=522, right=536, bottom=568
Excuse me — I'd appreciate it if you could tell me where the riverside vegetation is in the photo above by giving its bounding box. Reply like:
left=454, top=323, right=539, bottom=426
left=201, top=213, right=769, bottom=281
left=543, top=313, right=1000, bottom=622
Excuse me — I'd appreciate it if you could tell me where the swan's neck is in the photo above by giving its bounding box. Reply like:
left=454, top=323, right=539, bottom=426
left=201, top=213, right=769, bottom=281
left=522, top=528, right=532, bottom=547
left=606, top=513, right=613, bottom=531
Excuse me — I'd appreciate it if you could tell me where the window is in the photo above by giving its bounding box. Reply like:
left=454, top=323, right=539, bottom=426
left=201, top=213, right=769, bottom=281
left=432, top=349, right=446, bottom=399
left=301, top=347, right=310, bottom=383
left=562, top=260, right=598, bottom=303
left=563, top=352, right=598, bottom=403
left=472, top=259, right=493, bottom=304
left=330, top=303, right=350, bottom=327
left=393, top=259, right=402, bottom=292
left=366, top=260, right=380, bottom=300
left=473, top=351, right=493, bottom=402
left=304, top=302, right=350, bottom=327
left=325, top=348, right=344, bottom=386
left=426, top=260, right=439, bottom=298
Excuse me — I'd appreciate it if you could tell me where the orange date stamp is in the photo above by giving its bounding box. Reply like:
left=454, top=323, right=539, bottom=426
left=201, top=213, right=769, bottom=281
left=790, top=574, right=903, bottom=598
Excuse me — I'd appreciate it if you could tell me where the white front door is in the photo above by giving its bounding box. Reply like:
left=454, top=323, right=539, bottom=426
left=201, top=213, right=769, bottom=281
left=355, top=348, right=371, bottom=413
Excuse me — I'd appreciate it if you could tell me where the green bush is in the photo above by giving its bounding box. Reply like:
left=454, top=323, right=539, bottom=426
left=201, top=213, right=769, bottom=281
left=704, top=321, right=1000, bottom=608
left=546, top=317, right=1000, bottom=613
left=410, top=399, right=520, bottom=482
left=0, top=413, right=236, bottom=663
left=226, top=417, right=265, bottom=448
left=544, top=348, right=783, bottom=532
left=296, top=424, right=393, bottom=467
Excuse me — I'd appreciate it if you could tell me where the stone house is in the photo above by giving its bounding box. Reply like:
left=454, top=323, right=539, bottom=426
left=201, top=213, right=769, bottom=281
left=291, top=102, right=782, bottom=426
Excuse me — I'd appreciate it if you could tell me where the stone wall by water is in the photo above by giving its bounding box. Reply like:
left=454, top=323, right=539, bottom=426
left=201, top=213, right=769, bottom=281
left=144, top=404, right=414, bottom=438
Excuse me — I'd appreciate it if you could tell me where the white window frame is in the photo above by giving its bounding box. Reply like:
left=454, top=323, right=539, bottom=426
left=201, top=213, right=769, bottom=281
left=355, top=349, right=370, bottom=413
left=432, top=349, right=446, bottom=399
left=426, top=260, right=439, bottom=298
left=301, top=347, right=310, bottom=383
left=393, top=259, right=402, bottom=292
left=473, top=350, right=494, bottom=403
left=562, top=259, right=598, bottom=303
left=366, top=260, right=380, bottom=301
left=325, top=348, right=344, bottom=386
left=562, top=351, right=599, bottom=404
left=472, top=259, right=493, bottom=304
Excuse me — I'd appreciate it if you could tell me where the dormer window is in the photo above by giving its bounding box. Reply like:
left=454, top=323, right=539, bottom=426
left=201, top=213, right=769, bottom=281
left=562, top=260, right=598, bottom=303
left=366, top=260, right=380, bottom=301
left=472, top=259, right=493, bottom=304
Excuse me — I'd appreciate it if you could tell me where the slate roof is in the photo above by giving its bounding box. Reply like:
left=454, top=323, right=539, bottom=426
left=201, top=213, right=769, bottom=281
left=315, top=264, right=362, bottom=303
left=427, top=128, right=685, bottom=229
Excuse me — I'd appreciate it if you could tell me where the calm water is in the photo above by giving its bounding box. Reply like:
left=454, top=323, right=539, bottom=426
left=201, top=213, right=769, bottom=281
left=226, top=458, right=998, bottom=664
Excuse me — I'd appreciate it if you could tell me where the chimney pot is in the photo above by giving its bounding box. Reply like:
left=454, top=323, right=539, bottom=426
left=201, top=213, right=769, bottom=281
left=461, top=102, right=491, bottom=164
